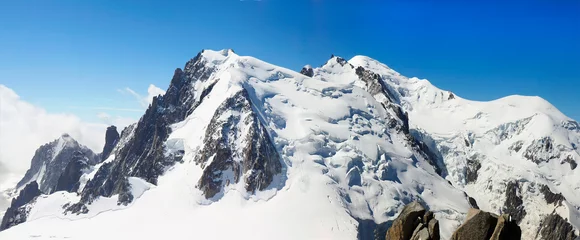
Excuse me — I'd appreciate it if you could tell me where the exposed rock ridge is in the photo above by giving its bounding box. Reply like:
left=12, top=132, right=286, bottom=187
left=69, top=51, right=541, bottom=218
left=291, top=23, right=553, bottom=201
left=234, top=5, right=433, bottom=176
left=66, top=51, right=221, bottom=212
left=0, top=182, right=41, bottom=231
left=195, top=89, right=282, bottom=199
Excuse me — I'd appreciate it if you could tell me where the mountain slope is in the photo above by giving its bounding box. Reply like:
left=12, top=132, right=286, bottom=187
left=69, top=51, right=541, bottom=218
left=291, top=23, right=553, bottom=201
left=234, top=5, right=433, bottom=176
left=15, top=134, right=98, bottom=194
left=348, top=55, right=580, bottom=239
left=0, top=49, right=578, bottom=240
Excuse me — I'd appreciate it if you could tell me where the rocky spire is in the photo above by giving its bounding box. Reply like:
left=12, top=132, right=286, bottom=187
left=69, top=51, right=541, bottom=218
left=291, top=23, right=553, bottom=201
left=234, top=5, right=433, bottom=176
left=101, top=125, right=119, bottom=161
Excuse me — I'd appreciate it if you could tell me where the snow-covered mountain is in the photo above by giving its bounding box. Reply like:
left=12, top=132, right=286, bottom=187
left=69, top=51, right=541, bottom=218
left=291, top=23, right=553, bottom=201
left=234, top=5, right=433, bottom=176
left=0, top=49, right=577, bottom=240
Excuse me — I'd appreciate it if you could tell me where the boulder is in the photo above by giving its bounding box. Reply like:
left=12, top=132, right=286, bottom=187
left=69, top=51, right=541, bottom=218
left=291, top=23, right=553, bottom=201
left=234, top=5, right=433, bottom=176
left=450, top=209, right=521, bottom=240
left=385, top=201, right=439, bottom=240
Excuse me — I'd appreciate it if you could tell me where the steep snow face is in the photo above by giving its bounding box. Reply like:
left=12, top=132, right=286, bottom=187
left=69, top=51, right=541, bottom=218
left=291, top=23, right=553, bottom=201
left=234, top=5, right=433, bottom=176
left=0, top=50, right=471, bottom=240
left=349, top=55, right=580, bottom=239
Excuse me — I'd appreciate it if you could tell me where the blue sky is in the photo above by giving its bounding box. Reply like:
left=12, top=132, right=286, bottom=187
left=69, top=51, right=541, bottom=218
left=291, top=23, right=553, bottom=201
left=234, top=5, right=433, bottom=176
left=1, top=0, right=579, bottom=122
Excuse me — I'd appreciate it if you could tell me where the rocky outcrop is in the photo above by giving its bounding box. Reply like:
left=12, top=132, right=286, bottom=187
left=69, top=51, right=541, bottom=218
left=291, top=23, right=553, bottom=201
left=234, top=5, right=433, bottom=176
left=465, top=157, right=481, bottom=184
left=450, top=209, right=521, bottom=240
left=539, top=213, right=578, bottom=240
left=100, top=125, right=119, bottom=161
left=539, top=185, right=566, bottom=206
left=300, top=65, right=314, bottom=77
left=196, top=90, right=282, bottom=199
left=523, top=137, right=561, bottom=164
left=52, top=151, right=90, bottom=193
left=562, top=155, right=577, bottom=170
left=0, top=182, right=41, bottom=231
left=503, top=181, right=526, bottom=224
left=16, top=134, right=98, bottom=193
left=385, top=201, right=439, bottom=240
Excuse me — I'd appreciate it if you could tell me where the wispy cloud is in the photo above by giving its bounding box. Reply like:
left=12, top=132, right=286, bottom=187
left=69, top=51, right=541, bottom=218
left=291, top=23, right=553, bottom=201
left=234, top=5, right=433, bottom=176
left=118, top=84, right=166, bottom=108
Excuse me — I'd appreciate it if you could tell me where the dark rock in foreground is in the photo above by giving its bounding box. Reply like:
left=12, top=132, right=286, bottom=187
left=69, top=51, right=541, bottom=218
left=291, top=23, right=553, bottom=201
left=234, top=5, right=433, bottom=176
left=385, top=201, right=439, bottom=240
left=450, top=208, right=521, bottom=240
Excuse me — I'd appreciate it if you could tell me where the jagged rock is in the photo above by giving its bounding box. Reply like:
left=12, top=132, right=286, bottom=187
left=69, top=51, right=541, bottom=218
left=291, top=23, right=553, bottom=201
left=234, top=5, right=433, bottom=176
left=468, top=197, right=480, bottom=209
left=503, top=181, right=526, bottom=224
left=427, top=218, right=439, bottom=240
left=300, top=65, right=314, bottom=77
left=0, top=182, right=41, bottom=231
left=100, top=125, right=120, bottom=161
left=465, top=157, right=481, bottom=184
left=523, top=137, right=561, bottom=164
left=539, top=213, right=578, bottom=240
left=539, top=185, right=566, bottom=206
left=385, top=201, right=440, bottom=240
left=451, top=209, right=497, bottom=240
left=196, top=89, right=282, bottom=199
left=451, top=209, right=521, bottom=240
left=562, top=155, right=577, bottom=170
left=68, top=51, right=218, bottom=211
left=16, top=134, right=98, bottom=193
left=52, top=151, right=90, bottom=193
left=346, top=167, right=362, bottom=187
left=448, top=92, right=455, bottom=100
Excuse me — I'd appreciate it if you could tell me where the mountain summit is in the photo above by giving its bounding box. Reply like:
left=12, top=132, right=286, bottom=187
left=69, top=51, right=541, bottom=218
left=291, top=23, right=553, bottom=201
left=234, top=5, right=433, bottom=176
left=0, top=49, right=578, bottom=240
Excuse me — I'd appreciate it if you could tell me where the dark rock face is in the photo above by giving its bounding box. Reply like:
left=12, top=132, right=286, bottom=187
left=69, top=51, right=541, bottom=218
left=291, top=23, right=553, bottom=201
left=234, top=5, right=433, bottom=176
left=100, top=125, right=120, bottom=161
left=448, top=92, right=455, bottom=100
left=540, top=213, right=578, bottom=240
left=451, top=209, right=521, bottom=240
left=468, top=196, right=480, bottom=209
left=503, top=181, right=526, bottom=224
left=465, top=157, right=481, bottom=184
left=16, top=135, right=98, bottom=193
left=562, top=155, right=577, bottom=170
left=52, top=151, right=90, bottom=193
left=300, top=65, right=314, bottom=77
left=67, top=51, right=219, bottom=212
left=539, top=185, right=566, bottom=206
left=523, top=137, right=560, bottom=164
left=196, top=90, right=282, bottom=199
left=385, top=201, right=439, bottom=240
left=0, top=182, right=42, bottom=231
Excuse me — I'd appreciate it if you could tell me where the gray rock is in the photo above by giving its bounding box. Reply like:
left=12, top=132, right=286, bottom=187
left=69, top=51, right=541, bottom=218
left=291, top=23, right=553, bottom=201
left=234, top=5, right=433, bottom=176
left=451, top=209, right=497, bottom=240
left=300, top=65, right=314, bottom=77
left=539, top=184, right=566, bottom=206
left=100, top=125, right=119, bottom=161
left=196, top=89, right=282, bottom=199
left=503, top=181, right=526, bottom=224
left=0, top=182, right=41, bottom=231
left=385, top=201, right=426, bottom=240
left=465, top=157, right=481, bottom=184
left=540, top=213, right=578, bottom=240
left=52, top=151, right=90, bottom=193
left=427, top=218, right=439, bottom=240
left=16, top=134, right=97, bottom=193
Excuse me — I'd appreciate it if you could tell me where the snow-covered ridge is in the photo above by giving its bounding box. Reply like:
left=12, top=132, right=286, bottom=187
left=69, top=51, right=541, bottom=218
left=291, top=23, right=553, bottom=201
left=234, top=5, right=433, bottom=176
left=0, top=49, right=578, bottom=240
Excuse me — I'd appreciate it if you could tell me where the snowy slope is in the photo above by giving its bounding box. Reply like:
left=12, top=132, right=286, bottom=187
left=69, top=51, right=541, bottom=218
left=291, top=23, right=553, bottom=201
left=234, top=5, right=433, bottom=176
left=0, top=50, right=472, bottom=240
left=349, top=55, right=580, bottom=239
left=1, top=49, right=577, bottom=240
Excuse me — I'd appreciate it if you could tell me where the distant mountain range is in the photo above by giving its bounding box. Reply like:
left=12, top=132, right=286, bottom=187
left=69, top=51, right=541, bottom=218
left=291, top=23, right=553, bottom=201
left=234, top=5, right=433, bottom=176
left=0, top=49, right=578, bottom=240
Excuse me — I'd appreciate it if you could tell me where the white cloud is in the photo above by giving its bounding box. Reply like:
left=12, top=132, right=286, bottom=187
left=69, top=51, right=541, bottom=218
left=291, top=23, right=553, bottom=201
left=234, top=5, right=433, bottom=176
left=120, top=84, right=166, bottom=108
left=96, top=112, right=136, bottom=128
left=0, top=85, right=107, bottom=181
